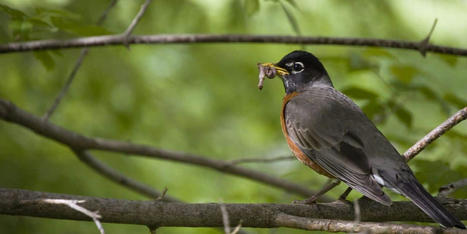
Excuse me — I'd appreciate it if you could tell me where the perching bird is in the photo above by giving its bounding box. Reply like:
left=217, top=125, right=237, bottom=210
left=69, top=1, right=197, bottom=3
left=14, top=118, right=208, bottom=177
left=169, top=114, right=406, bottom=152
left=259, top=50, right=465, bottom=228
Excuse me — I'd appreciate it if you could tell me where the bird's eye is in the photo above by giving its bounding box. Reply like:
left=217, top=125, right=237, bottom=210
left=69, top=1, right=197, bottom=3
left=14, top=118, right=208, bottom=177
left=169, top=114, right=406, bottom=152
left=292, top=62, right=304, bottom=73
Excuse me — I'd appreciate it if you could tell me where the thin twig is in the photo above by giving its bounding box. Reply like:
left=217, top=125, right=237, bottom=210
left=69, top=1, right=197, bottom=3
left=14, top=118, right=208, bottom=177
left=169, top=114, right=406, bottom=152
left=230, top=155, right=294, bottom=164
left=42, top=0, right=119, bottom=121
left=122, top=0, right=152, bottom=48
left=155, top=187, right=169, bottom=201
left=74, top=150, right=179, bottom=202
left=438, top=178, right=467, bottom=197
left=231, top=222, right=242, bottom=234
left=220, top=203, right=231, bottom=234
left=42, top=49, right=88, bottom=120
left=293, top=179, right=340, bottom=204
left=419, top=18, right=438, bottom=57
left=404, top=106, right=467, bottom=161
left=0, top=99, right=323, bottom=199
left=2, top=34, right=467, bottom=56
left=97, top=0, right=119, bottom=25
left=42, top=198, right=105, bottom=234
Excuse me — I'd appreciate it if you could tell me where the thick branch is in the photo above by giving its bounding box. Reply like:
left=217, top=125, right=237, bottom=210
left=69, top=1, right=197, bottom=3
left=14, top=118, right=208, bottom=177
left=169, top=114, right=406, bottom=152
left=0, top=188, right=465, bottom=231
left=274, top=213, right=453, bottom=234
left=0, top=99, right=322, bottom=199
left=404, top=107, right=467, bottom=161
left=1, top=34, right=467, bottom=56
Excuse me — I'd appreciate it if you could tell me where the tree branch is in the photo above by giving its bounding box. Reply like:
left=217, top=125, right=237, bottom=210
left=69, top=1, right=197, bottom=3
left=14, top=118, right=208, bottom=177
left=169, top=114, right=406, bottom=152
left=42, top=198, right=105, bottom=234
left=1, top=34, right=467, bottom=56
left=274, top=213, right=456, bottom=234
left=404, top=106, right=467, bottom=161
left=1, top=188, right=465, bottom=232
left=229, top=155, right=294, bottom=164
left=73, top=149, right=179, bottom=202
left=439, top=178, right=467, bottom=198
left=122, top=0, right=152, bottom=39
left=0, top=98, right=323, bottom=200
left=42, top=0, right=119, bottom=121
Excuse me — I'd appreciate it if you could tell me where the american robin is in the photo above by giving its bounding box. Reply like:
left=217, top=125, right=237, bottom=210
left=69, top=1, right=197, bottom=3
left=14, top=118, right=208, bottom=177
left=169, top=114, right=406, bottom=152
left=258, top=50, right=465, bottom=228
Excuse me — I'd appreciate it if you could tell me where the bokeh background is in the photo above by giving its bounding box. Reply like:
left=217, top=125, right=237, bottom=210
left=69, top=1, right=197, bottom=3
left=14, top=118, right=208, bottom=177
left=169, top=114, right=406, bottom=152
left=1, top=0, right=466, bottom=233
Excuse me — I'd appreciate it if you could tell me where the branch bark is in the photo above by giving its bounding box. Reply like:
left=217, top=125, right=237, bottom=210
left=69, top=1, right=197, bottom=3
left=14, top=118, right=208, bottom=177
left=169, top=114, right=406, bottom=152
left=1, top=188, right=465, bottom=232
left=0, top=98, right=323, bottom=200
left=1, top=34, right=467, bottom=56
left=404, top=106, right=467, bottom=161
left=274, top=213, right=456, bottom=234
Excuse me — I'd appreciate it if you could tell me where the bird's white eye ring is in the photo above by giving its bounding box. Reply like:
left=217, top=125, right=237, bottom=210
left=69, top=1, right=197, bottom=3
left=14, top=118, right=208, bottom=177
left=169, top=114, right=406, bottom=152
left=292, top=62, right=304, bottom=74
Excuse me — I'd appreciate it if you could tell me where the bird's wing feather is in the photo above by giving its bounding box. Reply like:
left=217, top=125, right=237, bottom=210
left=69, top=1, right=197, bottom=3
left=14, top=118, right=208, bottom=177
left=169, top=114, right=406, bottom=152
left=285, top=88, right=392, bottom=205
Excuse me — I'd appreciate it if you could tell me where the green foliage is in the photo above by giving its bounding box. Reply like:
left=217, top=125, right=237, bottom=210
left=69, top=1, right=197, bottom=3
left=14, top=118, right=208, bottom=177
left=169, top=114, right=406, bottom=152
left=342, top=86, right=379, bottom=100
left=33, top=51, right=55, bottom=70
left=243, top=0, right=260, bottom=16
left=0, top=0, right=467, bottom=233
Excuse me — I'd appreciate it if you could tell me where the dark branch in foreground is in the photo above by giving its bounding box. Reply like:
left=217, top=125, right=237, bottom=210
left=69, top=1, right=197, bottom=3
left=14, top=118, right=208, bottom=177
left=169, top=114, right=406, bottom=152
left=1, top=34, right=467, bottom=56
left=274, top=213, right=451, bottom=234
left=404, top=106, right=467, bottom=161
left=0, top=98, right=322, bottom=200
left=0, top=188, right=465, bottom=233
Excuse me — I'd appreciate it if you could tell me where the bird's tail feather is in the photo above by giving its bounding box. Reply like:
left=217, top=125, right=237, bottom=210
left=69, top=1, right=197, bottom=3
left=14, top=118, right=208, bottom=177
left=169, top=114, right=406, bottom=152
left=394, top=177, right=465, bottom=229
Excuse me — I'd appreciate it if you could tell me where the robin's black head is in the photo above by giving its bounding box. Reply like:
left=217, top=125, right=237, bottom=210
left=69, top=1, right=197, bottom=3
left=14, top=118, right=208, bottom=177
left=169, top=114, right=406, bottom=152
left=275, top=50, right=332, bottom=94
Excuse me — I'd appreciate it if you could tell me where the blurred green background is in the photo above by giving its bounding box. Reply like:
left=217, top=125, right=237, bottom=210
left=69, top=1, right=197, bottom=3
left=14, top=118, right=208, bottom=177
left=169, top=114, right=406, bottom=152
left=1, top=0, right=466, bottom=233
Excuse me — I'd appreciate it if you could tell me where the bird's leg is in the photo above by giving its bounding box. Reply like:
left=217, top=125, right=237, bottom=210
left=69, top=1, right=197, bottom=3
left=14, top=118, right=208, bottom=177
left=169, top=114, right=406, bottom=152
left=293, top=179, right=340, bottom=204
left=338, top=187, right=353, bottom=202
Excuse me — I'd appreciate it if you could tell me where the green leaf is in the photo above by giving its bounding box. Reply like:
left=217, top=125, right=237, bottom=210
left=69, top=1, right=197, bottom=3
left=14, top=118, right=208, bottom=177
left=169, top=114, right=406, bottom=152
left=444, top=93, right=466, bottom=109
left=279, top=1, right=301, bottom=35
left=27, top=17, right=53, bottom=28
left=438, top=54, right=458, bottom=67
left=243, top=0, right=260, bottom=16
left=33, top=51, right=55, bottom=70
left=50, top=16, right=111, bottom=36
left=394, top=105, right=412, bottom=129
left=387, top=100, right=412, bottom=128
left=390, top=65, right=418, bottom=84
left=349, top=53, right=373, bottom=70
left=417, top=85, right=437, bottom=101
left=0, top=4, right=27, bottom=20
left=342, top=86, right=379, bottom=100
left=363, top=48, right=395, bottom=58
left=362, top=100, right=385, bottom=122
left=413, top=84, right=450, bottom=114
left=34, top=7, right=80, bottom=19
left=284, top=0, right=299, bottom=9
left=413, top=159, right=466, bottom=195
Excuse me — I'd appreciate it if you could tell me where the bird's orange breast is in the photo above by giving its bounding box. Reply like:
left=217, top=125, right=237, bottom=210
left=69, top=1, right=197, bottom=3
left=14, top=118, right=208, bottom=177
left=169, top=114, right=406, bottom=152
left=281, top=92, right=334, bottom=178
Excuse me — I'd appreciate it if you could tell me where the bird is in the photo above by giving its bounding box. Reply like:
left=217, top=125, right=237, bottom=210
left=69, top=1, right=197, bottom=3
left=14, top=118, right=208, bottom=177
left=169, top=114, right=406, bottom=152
left=258, top=50, right=465, bottom=229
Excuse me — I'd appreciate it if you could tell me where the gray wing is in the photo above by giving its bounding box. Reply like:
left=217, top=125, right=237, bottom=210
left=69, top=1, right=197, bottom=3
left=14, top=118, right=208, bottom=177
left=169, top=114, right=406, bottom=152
left=285, top=87, right=392, bottom=205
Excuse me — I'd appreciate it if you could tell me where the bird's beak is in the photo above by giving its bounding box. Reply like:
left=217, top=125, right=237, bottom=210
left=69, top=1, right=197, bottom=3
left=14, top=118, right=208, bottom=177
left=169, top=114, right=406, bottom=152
left=258, top=63, right=289, bottom=77
left=257, top=62, right=289, bottom=90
